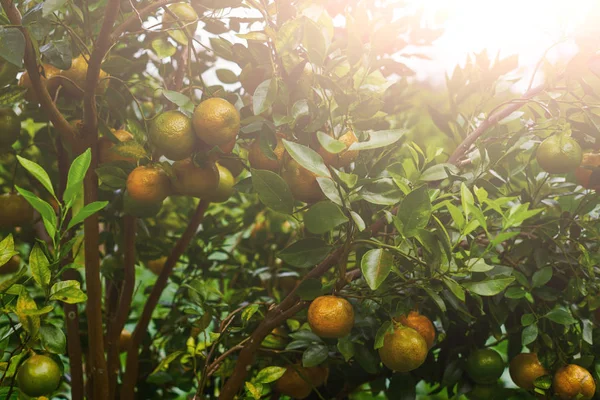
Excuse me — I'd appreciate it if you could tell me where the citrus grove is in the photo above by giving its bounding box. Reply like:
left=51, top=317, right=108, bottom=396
left=0, top=0, right=599, bottom=399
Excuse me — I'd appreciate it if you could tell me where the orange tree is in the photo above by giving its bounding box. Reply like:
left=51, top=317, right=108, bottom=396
left=0, top=0, right=600, bottom=399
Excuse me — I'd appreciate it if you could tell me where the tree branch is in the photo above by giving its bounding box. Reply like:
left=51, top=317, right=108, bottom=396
left=107, top=215, right=136, bottom=398
left=80, top=1, right=121, bottom=398
left=121, top=200, right=210, bottom=398
left=447, top=81, right=549, bottom=165
left=111, top=0, right=181, bottom=40
left=0, top=0, right=77, bottom=141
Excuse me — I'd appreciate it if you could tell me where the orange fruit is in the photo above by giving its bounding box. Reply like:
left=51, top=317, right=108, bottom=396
left=0, top=193, right=34, bottom=227
left=307, top=295, right=354, bottom=338
left=466, top=349, right=505, bottom=384
left=395, top=311, right=435, bottom=349
left=317, top=130, right=359, bottom=168
left=275, top=364, right=328, bottom=399
left=553, top=364, right=596, bottom=400
left=150, top=110, right=196, bottom=161
left=205, top=163, right=235, bottom=203
left=575, top=153, right=600, bottom=190
left=0, top=255, right=20, bottom=275
left=119, top=329, right=132, bottom=353
left=146, top=256, right=168, bottom=275
left=217, top=155, right=245, bottom=177
left=509, top=353, right=548, bottom=390
left=536, top=135, right=582, bottom=174
left=379, top=326, right=428, bottom=372
left=18, top=64, right=61, bottom=103
left=281, top=158, right=324, bottom=203
left=0, top=108, right=21, bottom=147
left=162, top=3, right=198, bottom=44
left=192, top=98, right=240, bottom=146
left=60, top=55, right=110, bottom=98
left=248, top=135, right=285, bottom=172
left=98, top=129, right=135, bottom=164
left=126, top=165, right=171, bottom=205
left=17, top=354, right=61, bottom=397
left=123, top=191, right=163, bottom=217
left=172, top=158, right=219, bottom=198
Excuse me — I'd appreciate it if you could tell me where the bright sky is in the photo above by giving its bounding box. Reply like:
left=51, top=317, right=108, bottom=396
left=191, top=0, right=600, bottom=90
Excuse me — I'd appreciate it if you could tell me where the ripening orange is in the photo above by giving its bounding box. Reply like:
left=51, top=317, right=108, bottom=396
left=275, top=364, right=329, bottom=399
left=307, top=295, right=354, bottom=338
left=146, top=256, right=168, bottom=275
left=281, top=158, right=324, bottom=203
left=172, top=158, right=220, bottom=198
left=553, top=364, right=596, bottom=400
left=0, top=193, right=34, bottom=227
left=395, top=311, right=435, bottom=349
left=119, top=329, right=132, bottom=353
left=378, top=326, right=428, bottom=372
left=192, top=98, right=240, bottom=146
left=575, top=153, right=600, bottom=190
left=98, top=129, right=135, bottom=164
left=126, top=166, right=171, bottom=205
left=18, top=64, right=62, bottom=103
left=317, top=130, right=359, bottom=168
left=509, top=353, right=548, bottom=391
left=248, top=135, right=286, bottom=172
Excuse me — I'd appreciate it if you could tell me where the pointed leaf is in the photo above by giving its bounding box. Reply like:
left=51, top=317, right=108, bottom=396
left=361, top=249, right=393, bottom=290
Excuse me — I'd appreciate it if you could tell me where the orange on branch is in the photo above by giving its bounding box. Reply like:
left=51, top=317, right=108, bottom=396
left=119, top=329, right=132, bottom=353
left=307, top=295, right=354, bottom=338
left=378, top=326, right=428, bottom=372
left=281, top=158, right=324, bottom=203
left=204, top=163, right=235, bottom=203
left=149, top=110, right=197, bottom=161
left=18, top=64, right=61, bottom=103
left=193, top=97, right=240, bottom=146
left=275, top=364, right=328, bottom=399
left=60, top=55, right=110, bottom=98
left=395, top=311, right=435, bottom=349
left=98, top=129, right=135, bottom=164
left=536, top=135, right=582, bottom=174
left=466, top=349, right=505, bottom=384
left=553, top=364, right=596, bottom=400
left=317, top=130, right=359, bottom=168
left=126, top=165, right=171, bottom=205
left=162, top=3, right=198, bottom=44
left=0, top=193, right=33, bottom=227
left=509, top=353, right=548, bottom=391
left=575, top=153, right=600, bottom=190
left=172, top=158, right=219, bottom=198
left=17, top=355, right=61, bottom=397
left=248, top=135, right=286, bottom=172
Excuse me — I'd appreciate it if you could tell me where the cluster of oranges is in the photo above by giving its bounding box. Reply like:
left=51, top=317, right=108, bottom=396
left=120, top=97, right=240, bottom=214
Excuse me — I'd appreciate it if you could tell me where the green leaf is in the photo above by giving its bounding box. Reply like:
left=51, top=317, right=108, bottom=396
left=337, top=337, right=355, bottom=361
left=532, top=267, right=553, bottom=288
left=348, top=129, right=407, bottom=151
left=67, top=201, right=108, bottom=230
left=163, top=90, right=194, bottom=113
left=17, top=290, right=40, bottom=335
left=245, top=382, right=262, bottom=400
left=40, top=40, right=72, bottom=70
left=463, top=277, right=515, bottom=296
left=49, top=280, right=88, bottom=304
left=419, top=163, right=459, bottom=181
left=0, top=27, right=25, bottom=67
left=304, top=201, right=348, bottom=234
left=64, top=148, right=91, bottom=204
left=303, top=19, right=327, bottom=65
left=374, top=320, right=393, bottom=350
left=361, top=249, right=393, bottom=291
left=397, top=186, right=431, bottom=237
left=443, top=277, right=465, bottom=301
left=39, top=324, right=66, bottom=354
left=15, top=186, right=57, bottom=239
left=317, top=131, right=345, bottom=153
left=0, top=235, right=17, bottom=267
left=277, top=238, right=332, bottom=268
left=215, top=68, right=238, bottom=84
left=253, top=79, right=277, bottom=115
left=151, top=38, right=177, bottom=58
left=316, top=177, right=344, bottom=206
left=522, top=323, right=538, bottom=346
left=17, top=155, right=55, bottom=197
left=544, top=307, right=577, bottom=325
left=251, top=169, right=294, bottom=214
left=296, top=278, right=322, bottom=301
left=29, top=244, right=51, bottom=290
left=460, top=183, right=474, bottom=219
left=467, top=259, right=494, bottom=273
left=42, top=0, right=68, bottom=16
left=360, top=179, right=403, bottom=205
left=282, top=139, right=331, bottom=178
left=255, top=366, right=286, bottom=384
left=96, top=165, right=128, bottom=190
left=302, top=344, right=328, bottom=367
left=241, top=304, right=259, bottom=322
